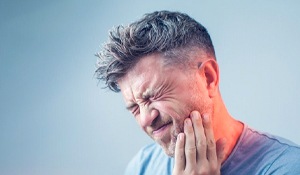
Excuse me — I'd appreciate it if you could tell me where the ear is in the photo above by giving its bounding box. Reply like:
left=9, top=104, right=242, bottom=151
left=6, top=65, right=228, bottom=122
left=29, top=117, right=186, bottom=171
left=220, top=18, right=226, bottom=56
left=200, top=59, right=219, bottom=98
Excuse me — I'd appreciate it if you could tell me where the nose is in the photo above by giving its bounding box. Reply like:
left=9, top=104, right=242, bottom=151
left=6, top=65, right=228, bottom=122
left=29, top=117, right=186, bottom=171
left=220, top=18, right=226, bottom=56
left=138, top=105, right=159, bottom=128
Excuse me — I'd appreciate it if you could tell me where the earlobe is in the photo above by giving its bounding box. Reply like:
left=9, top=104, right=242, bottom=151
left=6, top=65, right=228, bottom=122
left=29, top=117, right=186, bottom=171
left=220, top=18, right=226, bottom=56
left=202, top=59, right=219, bottom=97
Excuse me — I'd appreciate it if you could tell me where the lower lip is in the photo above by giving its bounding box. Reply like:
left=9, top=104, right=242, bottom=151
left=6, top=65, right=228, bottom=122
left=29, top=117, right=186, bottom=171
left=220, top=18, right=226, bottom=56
left=152, top=123, right=171, bottom=138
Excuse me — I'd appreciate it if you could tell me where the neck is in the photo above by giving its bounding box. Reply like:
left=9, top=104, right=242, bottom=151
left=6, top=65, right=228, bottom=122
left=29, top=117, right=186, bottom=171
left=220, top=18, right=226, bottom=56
left=212, top=94, right=244, bottom=163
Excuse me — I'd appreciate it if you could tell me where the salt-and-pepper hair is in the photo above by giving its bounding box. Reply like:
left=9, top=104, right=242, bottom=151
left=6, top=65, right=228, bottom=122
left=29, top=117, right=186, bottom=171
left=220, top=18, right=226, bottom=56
left=95, top=10, right=216, bottom=92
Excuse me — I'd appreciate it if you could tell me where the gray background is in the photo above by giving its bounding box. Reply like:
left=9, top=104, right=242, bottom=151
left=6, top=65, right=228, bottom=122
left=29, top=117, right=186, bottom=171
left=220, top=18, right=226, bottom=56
left=1, top=0, right=300, bottom=175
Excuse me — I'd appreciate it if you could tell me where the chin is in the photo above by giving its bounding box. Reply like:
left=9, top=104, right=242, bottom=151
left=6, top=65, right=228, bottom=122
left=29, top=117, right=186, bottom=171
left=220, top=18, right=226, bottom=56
left=165, top=143, right=176, bottom=157
left=159, top=137, right=176, bottom=157
left=158, top=126, right=182, bottom=157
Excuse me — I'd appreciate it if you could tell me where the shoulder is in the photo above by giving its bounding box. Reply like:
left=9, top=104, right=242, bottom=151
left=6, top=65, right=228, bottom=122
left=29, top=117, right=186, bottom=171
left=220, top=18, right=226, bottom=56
left=222, top=125, right=300, bottom=174
left=254, top=129, right=300, bottom=174
left=124, top=143, right=173, bottom=175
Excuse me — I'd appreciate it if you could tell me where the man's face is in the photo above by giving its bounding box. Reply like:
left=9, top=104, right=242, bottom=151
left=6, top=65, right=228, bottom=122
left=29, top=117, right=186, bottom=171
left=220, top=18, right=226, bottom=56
left=118, top=54, right=213, bottom=157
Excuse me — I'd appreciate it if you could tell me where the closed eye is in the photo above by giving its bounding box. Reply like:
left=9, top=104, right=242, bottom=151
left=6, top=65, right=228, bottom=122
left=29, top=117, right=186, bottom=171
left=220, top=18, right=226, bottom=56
left=126, top=104, right=140, bottom=116
left=132, top=107, right=140, bottom=116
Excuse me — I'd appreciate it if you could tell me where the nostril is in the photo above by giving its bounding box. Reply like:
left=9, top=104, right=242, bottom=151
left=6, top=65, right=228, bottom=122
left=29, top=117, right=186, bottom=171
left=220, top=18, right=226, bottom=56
left=139, top=107, right=159, bottom=128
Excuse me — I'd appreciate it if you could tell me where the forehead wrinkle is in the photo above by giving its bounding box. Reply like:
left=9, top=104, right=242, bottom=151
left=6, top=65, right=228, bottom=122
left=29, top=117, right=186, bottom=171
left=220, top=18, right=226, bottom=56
left=137, top=72, right=167, bottom=102
left=135, top=74, right=156, bottom=100
left=122, top=53, right=167, bottom=101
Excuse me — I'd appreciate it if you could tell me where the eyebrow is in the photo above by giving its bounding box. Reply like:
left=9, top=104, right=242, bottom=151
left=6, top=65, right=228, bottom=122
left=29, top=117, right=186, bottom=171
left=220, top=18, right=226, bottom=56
left=142, top=88, right=154, bottom=99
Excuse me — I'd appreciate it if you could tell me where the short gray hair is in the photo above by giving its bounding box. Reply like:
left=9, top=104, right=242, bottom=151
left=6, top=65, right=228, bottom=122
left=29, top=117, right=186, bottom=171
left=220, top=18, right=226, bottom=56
left=95, top=10, right=216, bottom=92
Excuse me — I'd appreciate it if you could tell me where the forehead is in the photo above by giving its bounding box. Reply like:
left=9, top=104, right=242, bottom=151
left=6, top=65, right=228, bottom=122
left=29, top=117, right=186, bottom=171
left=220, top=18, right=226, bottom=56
left=118, top=54, right=175, bottom=98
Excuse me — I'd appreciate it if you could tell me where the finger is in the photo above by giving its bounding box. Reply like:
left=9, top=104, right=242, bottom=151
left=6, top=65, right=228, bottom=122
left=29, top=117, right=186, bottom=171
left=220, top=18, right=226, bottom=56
left=216, top=138, right=226, bottom=165
left=190, top=111, right=206, bottom=163
left=174, top=133, right=185, bottom=172
left=184, top=118, right=197, bottom=170
left=202, top=113, right=217, bottom=162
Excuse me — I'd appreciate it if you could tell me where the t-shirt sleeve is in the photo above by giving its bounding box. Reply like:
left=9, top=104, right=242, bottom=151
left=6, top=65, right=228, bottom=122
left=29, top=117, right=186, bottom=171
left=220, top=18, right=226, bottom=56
left=265, top=146, right=300, bottom=174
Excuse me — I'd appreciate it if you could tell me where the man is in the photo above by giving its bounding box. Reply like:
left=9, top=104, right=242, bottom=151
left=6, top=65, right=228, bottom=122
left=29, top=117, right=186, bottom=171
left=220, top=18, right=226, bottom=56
left=96, top=11, right=300, bottom=174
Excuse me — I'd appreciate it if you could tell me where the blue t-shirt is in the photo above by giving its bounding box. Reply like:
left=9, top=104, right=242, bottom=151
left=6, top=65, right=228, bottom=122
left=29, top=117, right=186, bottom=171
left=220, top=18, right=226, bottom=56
left=125, top=125, right=300, bottom=175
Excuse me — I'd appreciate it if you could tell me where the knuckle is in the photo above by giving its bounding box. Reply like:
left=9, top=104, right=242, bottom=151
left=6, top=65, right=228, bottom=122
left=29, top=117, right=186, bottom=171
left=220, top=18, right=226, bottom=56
left=195, top=163, right=208, bottom=175
left=190, top=171, right=197, bottom=175
left=179, top=154, right=185, bottom=161
left=194, top=162, right=220, bottom=175
left=210, top=163, right=218, bottom=172
left=186, top=146, right=197, bottom=153
left=197, top=139, right=206, bottom=146
left=207, top=138, right=215, bottom=148
left=197, top=169, right=208, bottom=175
left=186, top=127, right=194, bottom=134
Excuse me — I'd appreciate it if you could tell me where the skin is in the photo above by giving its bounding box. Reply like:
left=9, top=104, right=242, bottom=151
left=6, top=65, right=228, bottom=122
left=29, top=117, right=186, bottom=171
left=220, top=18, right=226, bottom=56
left=173, top=111, right=226, bottom=174
left=118, top=52, right=243, bottom=174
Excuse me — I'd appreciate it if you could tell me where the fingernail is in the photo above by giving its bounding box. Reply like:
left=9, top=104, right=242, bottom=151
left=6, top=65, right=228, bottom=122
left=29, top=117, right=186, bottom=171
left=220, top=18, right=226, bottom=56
left=203, top=114, right=209, bottom=123
left=178, top=133, right=183, bottom=141
left=191, top=111, right=199, bottom=120
left=185, top=118, right=191, bottom=126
